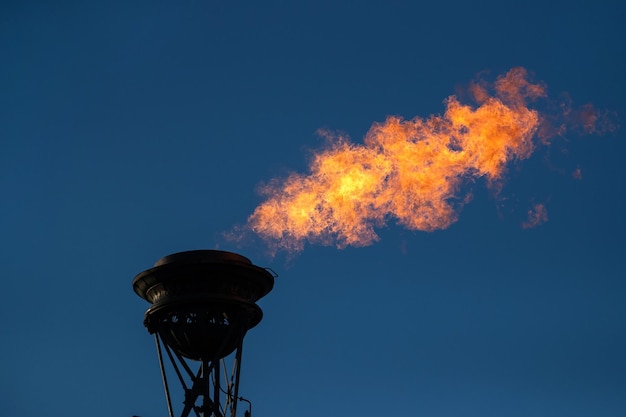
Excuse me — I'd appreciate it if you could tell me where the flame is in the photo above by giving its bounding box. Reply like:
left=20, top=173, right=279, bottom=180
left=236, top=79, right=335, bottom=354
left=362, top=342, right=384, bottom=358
left=245, top=68, right=552, bottom=252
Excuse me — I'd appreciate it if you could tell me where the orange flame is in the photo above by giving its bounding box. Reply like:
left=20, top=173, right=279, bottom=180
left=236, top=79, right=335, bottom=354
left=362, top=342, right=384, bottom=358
left=246, top=68, right=550, bottom=252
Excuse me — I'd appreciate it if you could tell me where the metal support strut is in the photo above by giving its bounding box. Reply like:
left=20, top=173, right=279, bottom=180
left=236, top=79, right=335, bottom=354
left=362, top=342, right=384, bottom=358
left=154, top=330, right=250, bottom=417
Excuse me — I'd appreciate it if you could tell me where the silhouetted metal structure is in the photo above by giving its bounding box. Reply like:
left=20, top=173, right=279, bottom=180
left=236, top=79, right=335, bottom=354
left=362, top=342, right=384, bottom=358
left=133, top=250, right=275, bottom=417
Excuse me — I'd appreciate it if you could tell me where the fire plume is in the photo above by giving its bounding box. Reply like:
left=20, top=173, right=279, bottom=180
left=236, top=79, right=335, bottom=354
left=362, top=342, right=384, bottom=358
left=246, top=68, right=548, bottom=252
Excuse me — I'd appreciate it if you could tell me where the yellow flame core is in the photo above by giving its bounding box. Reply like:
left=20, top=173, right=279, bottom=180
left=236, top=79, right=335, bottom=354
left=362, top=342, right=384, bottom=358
left=248, top=68, right=545, bottom=251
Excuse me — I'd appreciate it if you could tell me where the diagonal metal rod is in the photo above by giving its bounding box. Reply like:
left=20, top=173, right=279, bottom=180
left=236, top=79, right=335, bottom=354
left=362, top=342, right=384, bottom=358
left=163, top=341, right=189, bottom=390
left=174, top=348, right=198, bottom=380
left=231, top=337, right=244, bottom=417
left=155, top=334, right=175, bottom=417
left=221, top=358, right=231, bottom=408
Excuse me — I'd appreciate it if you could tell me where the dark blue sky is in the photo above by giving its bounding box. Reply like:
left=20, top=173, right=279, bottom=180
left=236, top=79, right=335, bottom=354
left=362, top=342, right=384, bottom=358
left=1, top=1, right=625, bottom=416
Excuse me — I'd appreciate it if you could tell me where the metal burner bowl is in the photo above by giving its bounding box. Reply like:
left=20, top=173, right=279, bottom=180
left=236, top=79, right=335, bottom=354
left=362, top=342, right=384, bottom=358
left=133, top=250, right=274, bottom=361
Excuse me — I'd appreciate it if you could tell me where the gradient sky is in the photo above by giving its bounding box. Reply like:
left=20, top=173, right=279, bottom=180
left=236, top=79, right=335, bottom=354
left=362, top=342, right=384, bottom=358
left=1, top=1, right=625, bottom=416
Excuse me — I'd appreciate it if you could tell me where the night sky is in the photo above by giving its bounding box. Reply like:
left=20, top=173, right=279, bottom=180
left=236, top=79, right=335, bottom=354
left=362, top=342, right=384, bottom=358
left=1, top=1, right=625, bottom=417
